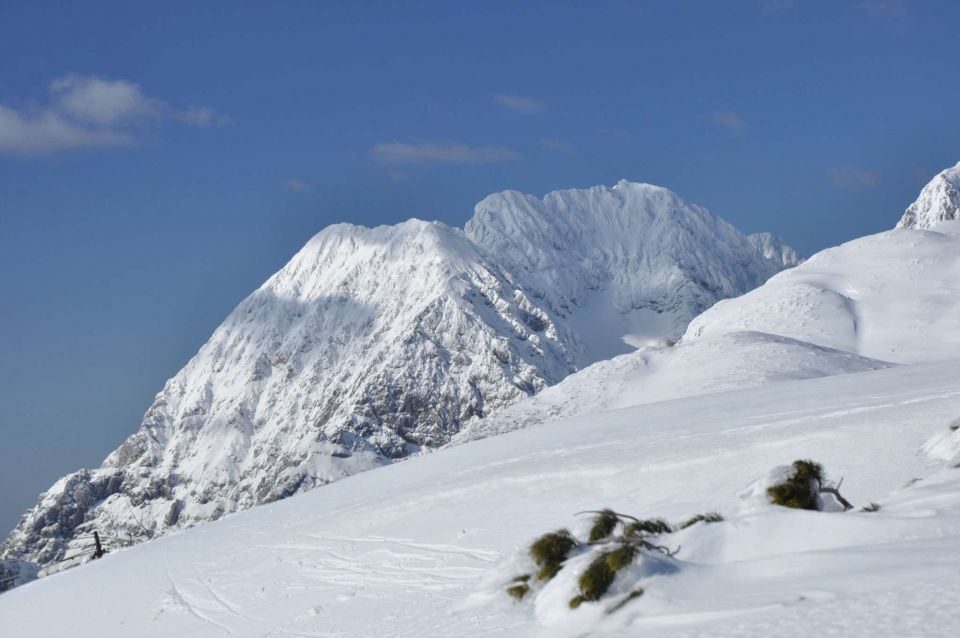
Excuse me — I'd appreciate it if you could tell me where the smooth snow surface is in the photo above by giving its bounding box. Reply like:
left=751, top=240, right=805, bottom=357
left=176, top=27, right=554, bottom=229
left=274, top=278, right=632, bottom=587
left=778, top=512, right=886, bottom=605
left=455, top=331, right=891, bottom=443
left=686, top=221, right=960, bottom=363
left=3, top=180, right=796, bottom=571
left=1, top=360, right=959, bottom=637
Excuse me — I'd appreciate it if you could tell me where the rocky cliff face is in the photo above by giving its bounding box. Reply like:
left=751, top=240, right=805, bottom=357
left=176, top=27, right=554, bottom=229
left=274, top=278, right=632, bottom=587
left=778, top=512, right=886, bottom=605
left=897, top=162, right=960, bottom=229
left=2, top=180, right=796, bottom=574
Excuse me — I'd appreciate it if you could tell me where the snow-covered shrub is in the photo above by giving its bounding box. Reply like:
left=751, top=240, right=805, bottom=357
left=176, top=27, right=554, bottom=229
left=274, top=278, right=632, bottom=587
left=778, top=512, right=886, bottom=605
left=569, top=545, right=637, bottom=609
left=586, top=509, right=619, bottom=542
left=504, top=509, right=688, bottom=609
left=529, top=529, right=578, bottom=581
left=678, top=512, right=723, bottom=529
left=625, top=517, right=672, bottom=536
left=505, top=575, right=531, bottom=601
left=766, top=459, right=852, bottom=510
left=767, top=459, right=824, bottom=509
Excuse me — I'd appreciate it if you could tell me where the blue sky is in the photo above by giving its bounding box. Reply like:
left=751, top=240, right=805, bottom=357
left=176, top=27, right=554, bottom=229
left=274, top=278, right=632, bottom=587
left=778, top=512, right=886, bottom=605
left=1, top=0, right=958, bottom=533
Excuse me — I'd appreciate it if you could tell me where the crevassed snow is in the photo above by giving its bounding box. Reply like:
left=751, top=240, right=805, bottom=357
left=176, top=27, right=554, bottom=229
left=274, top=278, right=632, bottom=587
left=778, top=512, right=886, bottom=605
left=2, top=181, right=796, bottom=572
left=0, top=358, right=958, bottom=637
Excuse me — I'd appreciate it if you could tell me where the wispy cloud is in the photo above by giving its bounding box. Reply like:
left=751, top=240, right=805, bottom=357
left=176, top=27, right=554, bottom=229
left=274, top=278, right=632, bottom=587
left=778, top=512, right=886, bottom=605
left=0, top=74, right=224, bottom=155
left=493, top=94, right=542, bottom=114
left=827, top=165, right=880, bottom=188
left=709, top=110, right=746, bottom=134
left=370, top=141, right=519, bottom=167
left=284, top=179, right=313, bottom=193
left=540, top=137, right=571, bottom=152
left=856, top=0, right=907, bottom=19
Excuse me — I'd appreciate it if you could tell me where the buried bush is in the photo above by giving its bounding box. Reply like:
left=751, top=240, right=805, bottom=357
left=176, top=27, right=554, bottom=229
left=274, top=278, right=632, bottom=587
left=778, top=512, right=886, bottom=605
left=587, top=509, right=621, bottom=542
left=569, top=545, right=639, bottom=608
left=506, top=582, right=530, bottom=601
left=678, top=512, right=723, bottom=529
left=767, top=459, right=853, bottom=510
left=767, top=459, right=823, bottom=510
left=625, top=517, right=673, bottom=536
left=529, top=529, right=578, bottom=581
left=506, top=510, right=687, bottom=608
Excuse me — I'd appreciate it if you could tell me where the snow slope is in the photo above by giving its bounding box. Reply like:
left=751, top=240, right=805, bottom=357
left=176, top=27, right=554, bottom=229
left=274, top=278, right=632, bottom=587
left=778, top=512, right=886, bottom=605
left=2, top=181, right=796, bottom=571
left=1, top=358, right=958, bottom=637
left=897, top=161, right=960, bottom=229
left=455, top=331, right=891, bottom=443
left=686, top=221, right=960, bottom=363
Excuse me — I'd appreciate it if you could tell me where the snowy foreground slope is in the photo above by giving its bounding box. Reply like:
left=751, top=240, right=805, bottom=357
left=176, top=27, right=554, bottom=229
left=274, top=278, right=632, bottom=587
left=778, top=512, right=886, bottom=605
left=3, top=181, right=796, bottom=571
left=1, top=359, right=958, bottom=637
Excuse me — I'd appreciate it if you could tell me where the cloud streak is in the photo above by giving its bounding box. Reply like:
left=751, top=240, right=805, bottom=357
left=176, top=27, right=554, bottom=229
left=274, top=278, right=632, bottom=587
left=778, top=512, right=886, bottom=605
left=370, top=141, right=518, bottom=166
left=284, top=179, right=313, bottom=193
left=0, top=74, right=223, bottom=155
left=709, top=110, right=746, bottom=134
left=493, top=94, right=542, bottom=114
left=827, top=165, right=880, bottom=188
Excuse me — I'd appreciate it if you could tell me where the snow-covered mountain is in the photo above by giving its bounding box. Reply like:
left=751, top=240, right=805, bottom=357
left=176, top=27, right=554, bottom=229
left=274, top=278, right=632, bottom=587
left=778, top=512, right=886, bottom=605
left=1, top=180, right=796, bottom=571
left=455, top=163, right=960, bottom=441
left=897, top=162, right=960, bottom=229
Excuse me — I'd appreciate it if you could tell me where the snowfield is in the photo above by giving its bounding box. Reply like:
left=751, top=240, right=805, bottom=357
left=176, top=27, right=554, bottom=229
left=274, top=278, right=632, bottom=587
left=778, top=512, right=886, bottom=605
left=686, top=222, right=960, bottom=363
left=1, top=358, right=958, bottom=637
left=5, top=167, right=960, bottom=636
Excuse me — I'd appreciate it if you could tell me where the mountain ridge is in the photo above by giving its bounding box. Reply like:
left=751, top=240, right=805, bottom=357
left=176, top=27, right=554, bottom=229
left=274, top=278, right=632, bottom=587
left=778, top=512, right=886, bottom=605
left=2, top=180, right=797, bottom=575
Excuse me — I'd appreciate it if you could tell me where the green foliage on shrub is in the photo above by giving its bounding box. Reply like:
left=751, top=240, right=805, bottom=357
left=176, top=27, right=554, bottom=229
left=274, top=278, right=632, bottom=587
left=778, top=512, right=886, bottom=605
left=588, top=509, right=620, bottom=542
left=767, top=459, right=824, bottom=510
left=529, top=529, right=578, bottom=581
left=506, top=583, right=530, bottom=601
left=568, top=545, right=638, bottom=608
left=626, top=517, right=673, bottom=536
left=679, top=512, right=724, bottom=529
left=573, top=555, right=616, bottom=605
left=604, top=544, right=638, bottom=570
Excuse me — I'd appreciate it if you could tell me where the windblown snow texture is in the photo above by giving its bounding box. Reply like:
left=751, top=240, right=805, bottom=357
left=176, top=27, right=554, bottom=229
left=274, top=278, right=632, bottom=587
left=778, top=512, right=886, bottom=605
left=1, top=181, right=795, bottom=570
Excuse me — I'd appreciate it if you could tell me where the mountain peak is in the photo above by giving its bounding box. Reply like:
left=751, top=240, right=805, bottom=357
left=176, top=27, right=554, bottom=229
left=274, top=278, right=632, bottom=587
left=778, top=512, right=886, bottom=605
left=896, top=162, right=960, bottom=230
left=2, top=179, right=797, bottom=575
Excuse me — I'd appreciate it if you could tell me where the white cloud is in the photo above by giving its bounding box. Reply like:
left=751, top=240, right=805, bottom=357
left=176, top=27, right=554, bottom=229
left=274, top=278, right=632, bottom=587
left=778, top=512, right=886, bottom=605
left=493, top=94, right=542, bottom=114
left=709, top=110, right=746, bottom=134
left=284, top=179, right=313, bottom=193
left=827, top=165, right=880, bottom=188
left=0, top=105, right=132, bottom=154
left=0, top=74, right=223, bottom=155
left=370, top=141, right=519, bottom=166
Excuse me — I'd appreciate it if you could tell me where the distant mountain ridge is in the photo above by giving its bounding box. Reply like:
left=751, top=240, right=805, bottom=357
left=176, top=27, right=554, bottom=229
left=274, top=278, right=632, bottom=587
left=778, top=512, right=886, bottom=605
left=454, top=162, right=960, bottom=445
left=2, top=180, right=797, bottom=573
